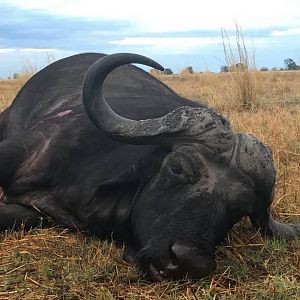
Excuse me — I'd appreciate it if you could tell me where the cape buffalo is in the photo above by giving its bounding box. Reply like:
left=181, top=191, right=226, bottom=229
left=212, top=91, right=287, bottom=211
left=0, top=53, right=299, bottom=281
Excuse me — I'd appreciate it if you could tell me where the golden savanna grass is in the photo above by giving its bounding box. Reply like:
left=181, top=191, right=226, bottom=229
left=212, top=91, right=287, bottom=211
left=0, top=67, right=300, bottom=299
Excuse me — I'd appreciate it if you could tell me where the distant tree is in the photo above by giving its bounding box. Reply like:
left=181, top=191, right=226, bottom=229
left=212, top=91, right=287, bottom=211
left=231, top=62, right=246, bottom=71
left=180, top=66, right=194, bottom=74
left=220, top=65, right=229, bottom=73
left=260, top=67, right=269, bottom=71
left=163, top=68, right=173, bottom=75
left=185, top=66, right=194, bottom=74
left=272, top=67, right=278, bottom=71
left=13, top=73, right=20, bottom=79
left=220, top=63, right=247, bottom=72
left=284, top=58, right=300, bottom=70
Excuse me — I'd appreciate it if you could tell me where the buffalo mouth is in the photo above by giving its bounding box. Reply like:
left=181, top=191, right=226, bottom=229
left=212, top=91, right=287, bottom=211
left=136, top=255, right=176, bottom=282
left=134, top=242, right=216, bottom=281
left=148, top=263, right=167, bottom=282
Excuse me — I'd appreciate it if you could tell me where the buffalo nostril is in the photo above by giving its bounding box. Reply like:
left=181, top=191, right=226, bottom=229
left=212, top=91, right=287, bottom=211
left=170, top=243, right=192, bottom=262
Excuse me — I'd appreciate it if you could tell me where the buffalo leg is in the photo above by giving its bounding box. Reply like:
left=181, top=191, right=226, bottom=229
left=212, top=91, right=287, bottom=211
left=0, top=107, right=10, bottom=141
left=0, top=203, right=51, bottom=231
left=250, top=204, right=300, bottom=239
left=0, top=109, right=24, bottom=186
left=0, top=137, right=26, bottom=186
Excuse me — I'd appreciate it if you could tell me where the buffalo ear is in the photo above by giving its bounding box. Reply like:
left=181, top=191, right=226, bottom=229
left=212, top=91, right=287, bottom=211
left=97, top=166, right=140, bottom=187
left=97, top=146, right=169, bottom=188
left=135, top=146, right=170, bottom=185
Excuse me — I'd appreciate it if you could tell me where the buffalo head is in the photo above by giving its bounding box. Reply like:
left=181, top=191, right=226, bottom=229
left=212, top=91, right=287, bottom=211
left=82, top=54, right=276, bottom=280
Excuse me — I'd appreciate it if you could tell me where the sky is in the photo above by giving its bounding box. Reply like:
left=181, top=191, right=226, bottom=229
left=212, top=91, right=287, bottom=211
left=0, top=0, right=300, bottom=77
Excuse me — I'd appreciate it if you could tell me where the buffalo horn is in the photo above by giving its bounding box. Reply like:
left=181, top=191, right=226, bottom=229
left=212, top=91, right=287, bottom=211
left=82, top=53, right=233, bottom=153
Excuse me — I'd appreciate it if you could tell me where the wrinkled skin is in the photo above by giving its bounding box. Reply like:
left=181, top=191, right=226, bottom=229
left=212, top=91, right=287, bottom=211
left=129, top=143, right=256, bottom=280
left=0, top=53, right=299, bottom=281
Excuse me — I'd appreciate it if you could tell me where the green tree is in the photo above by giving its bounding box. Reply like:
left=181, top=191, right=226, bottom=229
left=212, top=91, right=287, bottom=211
left=163, top=68, right=173, bottom=75
left=284, top=58, right=300, bottom=70
left=220, top=65, right=229, bottom=73
left=260, top=67, right=269, bottom=71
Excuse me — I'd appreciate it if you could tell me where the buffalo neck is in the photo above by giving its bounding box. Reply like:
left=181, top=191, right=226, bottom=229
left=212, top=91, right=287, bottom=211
left=82, top=145, right=170, bottom=243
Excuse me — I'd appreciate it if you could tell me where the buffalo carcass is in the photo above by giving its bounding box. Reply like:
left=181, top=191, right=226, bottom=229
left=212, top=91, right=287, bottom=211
left=0, top=53, right=299, bottom=281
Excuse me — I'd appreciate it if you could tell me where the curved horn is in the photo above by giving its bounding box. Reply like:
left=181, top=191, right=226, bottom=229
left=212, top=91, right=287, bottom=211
left=82, top=53, right=233, bottom=152
left=82, top=53, right=164, bottom=142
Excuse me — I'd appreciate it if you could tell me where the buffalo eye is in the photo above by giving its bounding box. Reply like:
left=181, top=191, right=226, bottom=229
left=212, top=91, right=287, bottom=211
left=170, top=165, right=182, bottom=175
left=161, top=163, right=189, bottom=189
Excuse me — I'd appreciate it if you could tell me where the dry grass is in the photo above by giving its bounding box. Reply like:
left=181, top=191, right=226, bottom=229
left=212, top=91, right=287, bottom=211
left=0, top=76, right=30, bottom=112
left=156, top=70, right=300, bottom=111
left=0, top=69, right=300, bottom=299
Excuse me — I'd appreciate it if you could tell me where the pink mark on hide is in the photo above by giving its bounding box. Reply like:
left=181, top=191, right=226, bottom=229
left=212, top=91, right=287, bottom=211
left=56, top=110, right=72, bottom=117
left=29, top=109, right=84, bottom=130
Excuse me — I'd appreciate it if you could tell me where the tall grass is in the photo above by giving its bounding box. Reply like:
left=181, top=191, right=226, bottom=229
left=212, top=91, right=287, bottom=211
left=221, top=24, right=260, bottom=110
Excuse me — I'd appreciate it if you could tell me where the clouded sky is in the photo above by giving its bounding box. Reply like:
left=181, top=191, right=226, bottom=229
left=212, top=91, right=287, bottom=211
left=0, top=0, right=300, bottom=77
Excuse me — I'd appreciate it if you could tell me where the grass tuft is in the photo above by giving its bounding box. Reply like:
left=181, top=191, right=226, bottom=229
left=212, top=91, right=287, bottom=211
left=221, top=24, right=260, bottom=110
